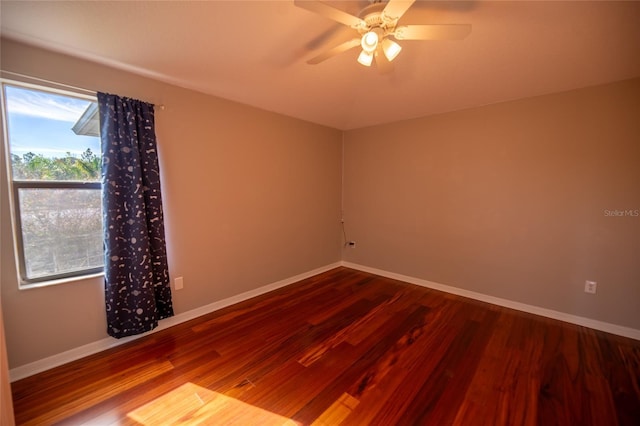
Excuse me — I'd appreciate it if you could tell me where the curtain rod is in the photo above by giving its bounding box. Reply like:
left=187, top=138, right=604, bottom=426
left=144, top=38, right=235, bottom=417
left=1, top=70, right=165, bottom=110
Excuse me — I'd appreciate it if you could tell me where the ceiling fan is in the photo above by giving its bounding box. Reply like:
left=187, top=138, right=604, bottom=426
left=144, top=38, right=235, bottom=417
left=294, top=0, right=471, bottom=70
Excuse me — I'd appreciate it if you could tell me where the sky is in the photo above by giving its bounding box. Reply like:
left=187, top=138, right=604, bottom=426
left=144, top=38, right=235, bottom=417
left=4, top=84, right=101, bottom=158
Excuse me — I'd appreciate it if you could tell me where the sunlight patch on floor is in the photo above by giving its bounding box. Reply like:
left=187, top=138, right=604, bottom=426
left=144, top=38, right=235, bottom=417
left=127, top=382, right=300, bottom=425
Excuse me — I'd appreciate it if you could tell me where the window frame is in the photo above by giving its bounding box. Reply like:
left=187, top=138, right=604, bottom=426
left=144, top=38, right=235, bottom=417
left=1, top=78, right=105, bottom=288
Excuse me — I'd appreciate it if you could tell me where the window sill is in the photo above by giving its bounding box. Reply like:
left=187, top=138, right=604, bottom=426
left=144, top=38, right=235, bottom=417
left=19, top=272, right=104, bottom=290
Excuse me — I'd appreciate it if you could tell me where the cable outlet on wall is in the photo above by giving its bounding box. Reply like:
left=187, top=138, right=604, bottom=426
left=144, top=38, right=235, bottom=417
left=347, top=241, right=356, bottom=248
left=175, top=277, right=184, bottom=290
left=584, top=280, right=597, bottom=294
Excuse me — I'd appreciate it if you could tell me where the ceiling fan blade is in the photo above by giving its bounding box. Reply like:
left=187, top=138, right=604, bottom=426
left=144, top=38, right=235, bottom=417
left=304, top=24, right=355, bottom=51
left=394, top=24, right=472, bottom=40
left=382, top=0, right=416, bottom=21
left=375, top=45, right=394, bottom=74
left=294, top=0, right=365, bottom=28
left=307, top=38, right=361, bottom=64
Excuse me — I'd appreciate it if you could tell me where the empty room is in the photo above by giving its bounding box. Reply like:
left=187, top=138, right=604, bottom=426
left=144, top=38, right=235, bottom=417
left=1, top=1, right=639, bottom=425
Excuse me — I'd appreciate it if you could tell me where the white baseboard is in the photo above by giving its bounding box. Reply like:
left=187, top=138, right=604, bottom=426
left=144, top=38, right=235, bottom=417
left=341, top=261, right=640, bottom=341
left=12, top=260, right=638, bottom=381
left=9, top=262, right=342, bottom=382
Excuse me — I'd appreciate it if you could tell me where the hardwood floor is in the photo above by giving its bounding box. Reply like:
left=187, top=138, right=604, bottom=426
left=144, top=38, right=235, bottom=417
left=11, top=267, right=640, bottom=425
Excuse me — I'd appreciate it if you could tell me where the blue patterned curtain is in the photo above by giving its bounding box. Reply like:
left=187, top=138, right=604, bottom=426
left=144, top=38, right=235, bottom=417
left=98, top=93, right=173, bottom=338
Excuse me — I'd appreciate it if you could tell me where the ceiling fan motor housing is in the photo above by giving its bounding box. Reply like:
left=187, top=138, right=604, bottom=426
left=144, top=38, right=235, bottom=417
left=357, top=3, right=398, bottom=37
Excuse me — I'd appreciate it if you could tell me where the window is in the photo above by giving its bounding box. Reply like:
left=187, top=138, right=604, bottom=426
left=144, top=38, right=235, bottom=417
left=1, top=81, right=103, bottom=286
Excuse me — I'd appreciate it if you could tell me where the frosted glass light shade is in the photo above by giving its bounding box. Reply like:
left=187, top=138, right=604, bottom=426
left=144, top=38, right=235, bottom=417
left=382, top=38, right=402, bottom=61
left=361, top=31, right=379, bottom=53
left=357, top=50, right=374, bottom=66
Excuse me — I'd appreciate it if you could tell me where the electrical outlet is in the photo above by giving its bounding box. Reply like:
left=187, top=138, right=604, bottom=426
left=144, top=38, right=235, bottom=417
left=347, top=241, right=356, bottom=248
left=175, top=277, right=184, bottom=290
left=584, top=280, right=597, bottom=294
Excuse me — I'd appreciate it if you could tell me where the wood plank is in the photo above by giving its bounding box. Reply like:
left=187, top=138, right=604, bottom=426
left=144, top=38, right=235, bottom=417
left=310, top=393, right=358, bottom=426
left=453, top=310, right=545, bottom=425
left=292, top=305, right=432, bottom=423
left=341, top=295, right=476, bottom=424
left=19, top=359, right=174, bottom=426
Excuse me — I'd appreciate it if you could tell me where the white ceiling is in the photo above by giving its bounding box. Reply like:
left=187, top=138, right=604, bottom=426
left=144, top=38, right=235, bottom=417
left=1, top=1, right=639, bottom=130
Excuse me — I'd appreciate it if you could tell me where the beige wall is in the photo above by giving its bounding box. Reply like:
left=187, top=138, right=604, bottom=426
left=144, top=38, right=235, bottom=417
left=1, top=36, right=638, bottom=373
left=0, top=39, right=342, bottom=369
left=344, top=78, right=640, bottom=330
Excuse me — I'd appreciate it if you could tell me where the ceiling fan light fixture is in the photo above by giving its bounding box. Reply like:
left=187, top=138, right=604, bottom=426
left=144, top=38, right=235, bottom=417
left=357, top=50, right=374, bottom=66
left=361, top=30, right=379, bottom=53
left=295, top=0, right=472, bottom=68
left=382, top=38, right=402, bottom=61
